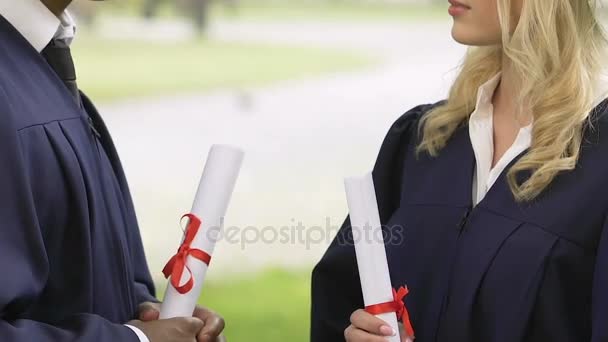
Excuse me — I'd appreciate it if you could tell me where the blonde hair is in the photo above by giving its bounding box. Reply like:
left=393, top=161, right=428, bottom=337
left=417, top=0, right=608, bottom=202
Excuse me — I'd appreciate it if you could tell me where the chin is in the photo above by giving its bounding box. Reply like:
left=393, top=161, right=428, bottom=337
left=451, top=25, right=499, bottom=46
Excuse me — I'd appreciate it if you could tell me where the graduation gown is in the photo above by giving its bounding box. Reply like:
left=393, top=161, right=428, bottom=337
left=0, top=16, right=156, bottom=341
left=311, top=99, right=608, bottom=341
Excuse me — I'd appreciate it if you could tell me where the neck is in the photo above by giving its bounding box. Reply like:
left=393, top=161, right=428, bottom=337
left=40, top=0, right=72, bottom=17
left=493, top=52, right=532, bottom=127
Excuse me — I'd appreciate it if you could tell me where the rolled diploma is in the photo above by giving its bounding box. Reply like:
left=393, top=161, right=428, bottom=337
left=160, top=144, right=244, bottom=319
left=344, top=172, right=400, bottom=342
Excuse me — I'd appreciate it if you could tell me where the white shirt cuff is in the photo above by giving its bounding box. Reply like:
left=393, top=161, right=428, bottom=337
left=125, top=324, right=150, bottom=342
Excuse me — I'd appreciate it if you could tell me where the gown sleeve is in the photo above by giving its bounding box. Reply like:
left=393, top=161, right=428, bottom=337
left=125, top=204, right=158, bottom=306
left=591, top=213, right=608, bottom=341
left=0, top=106, right=139, bottom=341
left=130, top=235, right=159, bottom=306
left=310, top=103, right=440, bottom=341
left=81, top=92, right=158, bottom=307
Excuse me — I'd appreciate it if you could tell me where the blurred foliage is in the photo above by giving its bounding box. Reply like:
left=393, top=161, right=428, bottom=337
left=212, top=0, right=447, bottom=21
left=209, top=1, right=446, bottom=22
left=157, top=269, right=311, bottom=342
left=72, top=0, right=446, bottom=24
left=72, top=33, right=374, bottom=102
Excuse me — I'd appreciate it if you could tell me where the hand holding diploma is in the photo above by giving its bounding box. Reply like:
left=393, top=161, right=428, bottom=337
left=127, top=145, right=241, bottom=342
left=160, top=144, right=244, bottom=319
left=346, top=310, right=412, bottom=342
left=133, top=302, right=226, bottom=342
left=125, top=145, right=243, bottom=342
left=343, top=173, right=414, bottom=342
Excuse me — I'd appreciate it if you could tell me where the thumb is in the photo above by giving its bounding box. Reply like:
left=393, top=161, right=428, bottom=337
left=138, top=302, right=160, bottom=321
left=399, top=323, right=414, bottom=342
left=183, top=317, right=205, bottom=335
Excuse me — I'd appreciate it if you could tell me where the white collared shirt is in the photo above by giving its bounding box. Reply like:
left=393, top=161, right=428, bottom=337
left=0, top=0, right=75, bottom=52
left=0, top=1, right=149, bottom=342
left=469, top=73, right=608, bottom=206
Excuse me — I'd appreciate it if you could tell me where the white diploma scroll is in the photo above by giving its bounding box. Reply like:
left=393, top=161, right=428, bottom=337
left=160, top=144, right=244, bottom=319
left=344, top=172, right=401, bottom=342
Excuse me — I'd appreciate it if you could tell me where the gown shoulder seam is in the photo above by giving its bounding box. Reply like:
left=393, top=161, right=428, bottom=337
left=478, top=205, right=593, bottom=252
left=16, top=116, right=82, bottom=132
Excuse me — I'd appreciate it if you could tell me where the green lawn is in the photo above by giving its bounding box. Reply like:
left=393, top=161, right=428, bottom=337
left=72, top=35, right=374, bottom=102
left=157, top=269, right=311, bottom=342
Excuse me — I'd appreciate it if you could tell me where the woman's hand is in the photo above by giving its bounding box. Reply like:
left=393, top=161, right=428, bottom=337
left=344, top=309, right=413, bottom=342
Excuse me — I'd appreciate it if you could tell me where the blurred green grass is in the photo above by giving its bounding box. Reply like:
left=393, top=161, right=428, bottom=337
left=157, top=268, right=311, bottom=342
left=72, top=35, right=374, bottom=102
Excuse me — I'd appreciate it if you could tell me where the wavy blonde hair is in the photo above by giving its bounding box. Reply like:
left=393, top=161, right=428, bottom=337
left=417, top=0, right=608, bottom=202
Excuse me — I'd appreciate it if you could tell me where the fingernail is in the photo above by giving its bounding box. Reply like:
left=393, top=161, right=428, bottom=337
left=406, top=337, right=415, bottom=342
left=379, top=325, right=396, bottom=336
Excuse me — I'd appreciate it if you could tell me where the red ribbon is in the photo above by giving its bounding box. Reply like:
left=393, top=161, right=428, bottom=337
left=162, top=213, right=212, bottom=294
left=365, top=286, right=415, bottom=338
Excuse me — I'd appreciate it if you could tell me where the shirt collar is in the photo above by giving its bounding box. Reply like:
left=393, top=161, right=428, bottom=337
left=471, top=71, right=608, bottom=123
left=55, top=11, right=76, bottom=45
left=0, top=0, right=75, bottom=52
left=469, top=72, right=502, bottom=121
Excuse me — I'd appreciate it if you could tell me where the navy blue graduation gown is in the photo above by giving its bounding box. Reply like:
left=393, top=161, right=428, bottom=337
left=311, top=99, right=608, bottom=341
left=0, top=16, right=156, bottom=340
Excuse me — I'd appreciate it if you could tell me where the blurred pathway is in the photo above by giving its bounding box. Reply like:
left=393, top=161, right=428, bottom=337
left=97, top=19, right=467, bottom=280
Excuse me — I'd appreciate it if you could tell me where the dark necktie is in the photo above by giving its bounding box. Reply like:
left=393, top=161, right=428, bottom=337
left=41, top=39, right=100, bottom=138
left=41, top=39, right=81, bottom=104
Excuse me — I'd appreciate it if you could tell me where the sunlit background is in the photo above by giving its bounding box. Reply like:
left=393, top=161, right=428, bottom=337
left=66, top=0, right=607, bottom=340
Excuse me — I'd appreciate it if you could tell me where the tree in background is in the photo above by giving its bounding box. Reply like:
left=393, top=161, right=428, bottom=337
left=191, top=0, right=209, bottom=34
left=142, top=0, right=162, bottom=19
left=142, top=0, right=213, bottom=35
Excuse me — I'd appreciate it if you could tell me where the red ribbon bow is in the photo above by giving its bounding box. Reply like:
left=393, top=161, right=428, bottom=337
left=365, top=286, right=415, bottom=338
left=162, top=213, right=212, bottom=294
